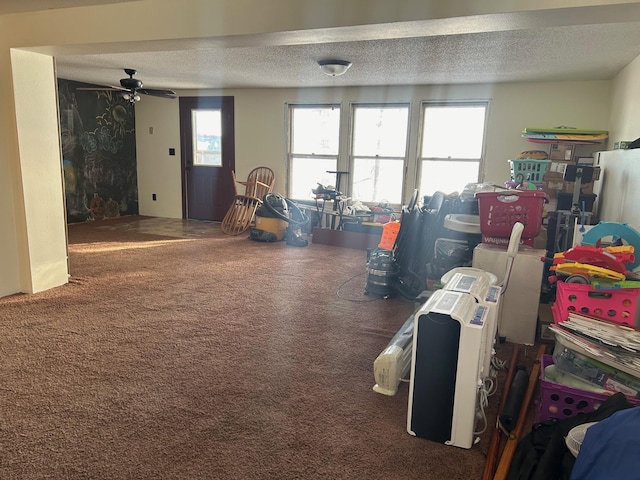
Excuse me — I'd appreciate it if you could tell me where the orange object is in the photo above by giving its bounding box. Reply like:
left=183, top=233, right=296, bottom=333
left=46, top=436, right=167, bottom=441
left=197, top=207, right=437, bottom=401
left=378, top=221, right=400, bottom=250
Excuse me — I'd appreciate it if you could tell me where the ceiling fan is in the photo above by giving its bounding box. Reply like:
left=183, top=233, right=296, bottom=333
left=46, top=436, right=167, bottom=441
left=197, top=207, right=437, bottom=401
left=77, top=68, right=177, bottom=103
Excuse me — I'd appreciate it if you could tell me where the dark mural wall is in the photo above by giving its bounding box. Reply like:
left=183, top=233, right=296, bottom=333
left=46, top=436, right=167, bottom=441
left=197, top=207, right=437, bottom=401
left=57, top=79, right=139, bottom=223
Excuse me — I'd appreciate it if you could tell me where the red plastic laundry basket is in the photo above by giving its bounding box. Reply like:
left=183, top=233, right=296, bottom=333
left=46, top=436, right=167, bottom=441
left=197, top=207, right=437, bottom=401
left=476, top=190, right=548, bottom=239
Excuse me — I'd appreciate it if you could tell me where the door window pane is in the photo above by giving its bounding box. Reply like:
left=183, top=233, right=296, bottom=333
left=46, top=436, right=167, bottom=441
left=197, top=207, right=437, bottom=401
left=192, top=109, right=222, bottom=166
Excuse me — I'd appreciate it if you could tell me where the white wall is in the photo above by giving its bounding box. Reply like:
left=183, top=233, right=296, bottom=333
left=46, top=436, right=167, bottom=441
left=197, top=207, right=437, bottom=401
left=135, top=80, right=612, bottom=215
left=0, top=43, right=21, bottom=297
left=9, top=49, right=68, bottom=294
left=135, top=97, right=182, bottom=218
left=608, top=54, right=640, bottom=147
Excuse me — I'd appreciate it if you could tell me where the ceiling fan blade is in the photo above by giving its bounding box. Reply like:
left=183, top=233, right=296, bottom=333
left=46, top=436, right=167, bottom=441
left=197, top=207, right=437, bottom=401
left=76, top=86, right=127, bottom=92
left=138, top=88, right=177, bottom=99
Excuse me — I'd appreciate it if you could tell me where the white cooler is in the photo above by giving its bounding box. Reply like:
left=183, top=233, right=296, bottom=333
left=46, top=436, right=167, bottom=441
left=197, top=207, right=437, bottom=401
left=471, top=244, right=545, bottom=345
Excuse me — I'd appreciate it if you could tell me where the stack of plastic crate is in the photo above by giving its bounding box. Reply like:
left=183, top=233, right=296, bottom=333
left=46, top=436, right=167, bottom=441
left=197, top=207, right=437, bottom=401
left=537, top=243, right=640, bottom=421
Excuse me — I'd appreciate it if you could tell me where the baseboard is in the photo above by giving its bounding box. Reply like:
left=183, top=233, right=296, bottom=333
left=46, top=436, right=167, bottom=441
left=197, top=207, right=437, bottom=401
left=311, top=227, right=381, bottom=251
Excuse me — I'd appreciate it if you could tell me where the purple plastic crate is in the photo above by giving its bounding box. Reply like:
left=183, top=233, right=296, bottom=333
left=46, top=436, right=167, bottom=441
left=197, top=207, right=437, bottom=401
left=537, top=355, right=640, bottom=422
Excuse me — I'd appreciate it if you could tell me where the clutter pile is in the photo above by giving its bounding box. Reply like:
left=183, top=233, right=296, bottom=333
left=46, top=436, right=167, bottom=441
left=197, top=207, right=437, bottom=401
left=540, top=225, right=640, bottom=422
left=311, top=183, right=342, bottom=201
left=364, top=190, right=482, bottom=300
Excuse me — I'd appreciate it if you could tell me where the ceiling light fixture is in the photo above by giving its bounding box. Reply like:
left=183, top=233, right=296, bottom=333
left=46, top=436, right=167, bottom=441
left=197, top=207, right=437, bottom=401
left=318, top=59, right=352, bottom=77
left=122, top=92, right=141, bottom=103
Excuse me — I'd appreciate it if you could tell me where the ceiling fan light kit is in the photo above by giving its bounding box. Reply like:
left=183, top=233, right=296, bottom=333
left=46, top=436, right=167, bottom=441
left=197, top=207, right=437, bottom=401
left=76, top=68, right=177, bottom=103
left=318, top=59, right=352, bottom=77
left=122, top=92, right=141, bottom=103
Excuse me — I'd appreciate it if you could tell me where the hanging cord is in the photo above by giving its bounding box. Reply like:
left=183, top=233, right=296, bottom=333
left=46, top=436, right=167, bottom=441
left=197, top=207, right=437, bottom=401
left=474, top=381, right=491, bottom=436
left=336, top=272, right=379, bottom=303
left=475, top=352, right=509, bottom=437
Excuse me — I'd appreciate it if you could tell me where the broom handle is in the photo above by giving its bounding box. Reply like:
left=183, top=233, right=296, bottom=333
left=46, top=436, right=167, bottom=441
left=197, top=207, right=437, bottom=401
left=481, top=344, right=520, bottom=480
left=493, top=344, right=547, bottom=480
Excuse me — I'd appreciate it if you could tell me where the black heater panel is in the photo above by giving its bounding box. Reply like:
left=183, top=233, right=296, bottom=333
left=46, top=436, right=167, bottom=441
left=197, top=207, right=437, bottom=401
left=408, top=311, right=460, bottom=443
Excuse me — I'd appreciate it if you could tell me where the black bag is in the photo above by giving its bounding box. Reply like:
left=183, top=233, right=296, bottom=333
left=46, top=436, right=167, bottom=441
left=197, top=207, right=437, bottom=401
left=507, top=392, right=636, bottom=480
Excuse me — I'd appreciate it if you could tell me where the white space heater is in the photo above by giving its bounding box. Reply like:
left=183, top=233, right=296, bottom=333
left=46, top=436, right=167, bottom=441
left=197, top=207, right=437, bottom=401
left=406, top=289, right=493, bottom=449
left=440, top=269, right=502, bottom=382
left=373, top=314, right=414, bottom=396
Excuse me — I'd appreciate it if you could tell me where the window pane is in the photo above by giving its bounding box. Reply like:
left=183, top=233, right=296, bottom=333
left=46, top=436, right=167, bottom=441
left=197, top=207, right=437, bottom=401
left=192, top=109, right=222, bottom=166
left=352, top=158, right=403, bottom=204
left=290, top=157, right=337, bottom=200
left=421, top=105, right=486, bottom=159
left=420, top=160, right=480, bottom=197
left=291, top=107, right=340, bottom=155
left=353, top=106, right=409, bottom=157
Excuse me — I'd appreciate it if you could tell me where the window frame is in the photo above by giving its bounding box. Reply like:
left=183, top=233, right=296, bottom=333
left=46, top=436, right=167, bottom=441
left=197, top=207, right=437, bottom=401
left=348, top=102, right=411, bottom=207
left=285, top=103, right=342, bottom=201
left=416, top=100, right=489, bottom=197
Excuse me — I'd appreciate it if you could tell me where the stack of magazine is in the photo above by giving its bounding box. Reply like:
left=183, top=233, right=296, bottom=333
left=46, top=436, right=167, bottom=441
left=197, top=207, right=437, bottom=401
left=550, top=314, right=640, bottom=397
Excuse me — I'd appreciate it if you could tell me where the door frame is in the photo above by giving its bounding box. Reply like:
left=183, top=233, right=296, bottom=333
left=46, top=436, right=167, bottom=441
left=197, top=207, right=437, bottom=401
left=179, top=96, right=235, bottom=220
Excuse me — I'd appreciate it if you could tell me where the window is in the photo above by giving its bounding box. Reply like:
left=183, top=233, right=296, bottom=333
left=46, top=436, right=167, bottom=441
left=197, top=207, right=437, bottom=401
left=418, top=102, right=487, bottom=197
left=351, top=104, right=409, bottom=204
left=287, top=105, right=340, bottom=199
left=192, top=109, right=222, bottom=166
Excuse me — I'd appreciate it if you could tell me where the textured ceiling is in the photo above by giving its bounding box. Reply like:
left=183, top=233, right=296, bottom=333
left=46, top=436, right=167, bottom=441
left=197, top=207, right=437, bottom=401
left=0, top=0, right=134, bottom=14
left=6, top=1, right=640, bottom=90
left=54, top=23, right=640, bottom=90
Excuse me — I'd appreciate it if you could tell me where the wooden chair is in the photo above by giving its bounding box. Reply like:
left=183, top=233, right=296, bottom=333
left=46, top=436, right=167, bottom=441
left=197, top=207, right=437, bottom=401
left=221, top=167, right=276, bottom=235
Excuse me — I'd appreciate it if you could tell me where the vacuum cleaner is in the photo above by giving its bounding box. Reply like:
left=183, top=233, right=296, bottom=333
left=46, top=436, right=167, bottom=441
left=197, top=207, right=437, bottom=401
left=250, top=193, right=310, bottom=247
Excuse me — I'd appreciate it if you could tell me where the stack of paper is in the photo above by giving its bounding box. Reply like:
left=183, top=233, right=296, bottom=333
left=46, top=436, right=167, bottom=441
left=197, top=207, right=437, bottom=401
left=550, top=313, right=640, bottom=378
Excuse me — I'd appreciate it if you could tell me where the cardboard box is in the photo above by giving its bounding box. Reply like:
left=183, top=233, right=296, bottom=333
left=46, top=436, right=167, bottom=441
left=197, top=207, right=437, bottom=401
left=538, top=303, right=555, bottom=343
left=542, top=178, right=566, bottom=198
left=544, top=164, right=599, bottom=186
left=562, top=166, right=600, bottom=194
left=534, top=227, right=548, bottom=250
left=545, top=159, right=574, bottom=178
left=564, top=181, right=594, bottom=195
left=549, top=143, right=575, bottom=161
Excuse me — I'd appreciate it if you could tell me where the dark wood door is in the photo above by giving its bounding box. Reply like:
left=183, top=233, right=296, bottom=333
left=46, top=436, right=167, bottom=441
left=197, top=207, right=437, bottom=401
left=180, top=96, right=235, bottom=221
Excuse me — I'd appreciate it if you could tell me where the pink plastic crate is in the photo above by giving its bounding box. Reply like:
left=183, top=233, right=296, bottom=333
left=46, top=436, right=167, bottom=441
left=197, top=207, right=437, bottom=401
left=553, top=281, right=640, bottom=328
left=537, top=354, right=640, bottom=422
left=476, top=190, right=547, bottom=239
